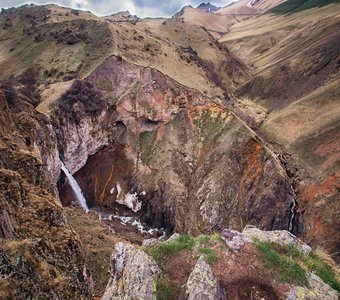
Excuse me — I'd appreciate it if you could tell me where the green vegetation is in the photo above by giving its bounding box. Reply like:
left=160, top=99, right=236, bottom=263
left=139, top=131, right=153, bottom=146
left=144, top=233, right=224, bottom=269
left=144, top=235, right=196, bottom=268
left=193, top=110, right=228, bottom=142
left=144, top=234, right=223, bottom=300
left=139, top=131, right=157, bottom=164
left=254, top=240, right=340, bottom=291
left=254, top=239, right=307, bottom=285
left=307, top=252, right=340, bottom=292
left=155, top=275, right=180, bottom=300
left=199, top=247, right=217, bottom=263
left=269, top=0, right=340, bottom=15
left=0, top=7, right=113, bottom=81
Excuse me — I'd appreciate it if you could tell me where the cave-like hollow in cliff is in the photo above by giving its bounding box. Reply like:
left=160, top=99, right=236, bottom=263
left=57, top=142, right=173, bottom=238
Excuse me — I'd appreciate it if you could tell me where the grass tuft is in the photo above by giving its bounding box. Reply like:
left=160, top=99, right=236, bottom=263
left=199, top=247, right=217, bottom=263
left=254, top=240, right=307, bottom=285
left=254, top=239, right=340, bottom=291
left=307, top=252, right=340, bottom=292
left=155, top=275, right=179, bottom=300
left=144, top=235, right=195, bottom=269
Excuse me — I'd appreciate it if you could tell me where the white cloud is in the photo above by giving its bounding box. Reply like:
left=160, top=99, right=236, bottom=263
left=0, top=0, right=236, bottom=17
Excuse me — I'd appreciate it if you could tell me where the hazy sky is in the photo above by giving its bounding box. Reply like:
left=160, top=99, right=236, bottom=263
left=0, top=0, right=235, bottom=17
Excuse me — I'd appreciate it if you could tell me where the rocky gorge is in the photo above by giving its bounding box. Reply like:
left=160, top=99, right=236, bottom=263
left=55, top=56, right=297, bottom=235
left=0, top=1, right=339, bottom=299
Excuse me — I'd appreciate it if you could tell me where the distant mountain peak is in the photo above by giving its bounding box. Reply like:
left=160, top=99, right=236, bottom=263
left=196, top=2, right=220, bottom=12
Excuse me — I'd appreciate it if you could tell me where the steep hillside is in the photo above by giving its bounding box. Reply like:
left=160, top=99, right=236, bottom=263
left=0, top=4, right=250, bottom=101
left=217, top=0, right=260, bottom=15
left=173, top=5, right=238, bottom=33
left=269, top=0, right=340, bottom=13
left=217, top=0, right=284, bottom=15
left=0, top=5, right=110, bottom=81
left=0, top=83, right=92, bottom=298
left=106, top=16, right=250, bottom=96
left=221, top=1, right=340, bottom=258
left=53, top=56, right=294, bottom=235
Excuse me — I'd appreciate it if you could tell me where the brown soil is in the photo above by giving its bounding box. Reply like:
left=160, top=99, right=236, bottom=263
left=161, top=242, right=289, bottom=299
left=213, top=244, right=289, bottom=299
left=165, top=251, right=196, bottom=286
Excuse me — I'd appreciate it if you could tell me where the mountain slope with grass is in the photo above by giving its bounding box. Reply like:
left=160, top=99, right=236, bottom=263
left=0, top=0, right=339, bottom=298
left=221, top=0, right=340, bottom=259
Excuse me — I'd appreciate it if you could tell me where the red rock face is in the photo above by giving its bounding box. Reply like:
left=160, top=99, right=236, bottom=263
left=87, top=56, right=210, bottom=133
left=57, top=56, right=294, bottom=234
left=75, top=145, right=134, bottom=208
left=297, top=172, right=340, bottom=261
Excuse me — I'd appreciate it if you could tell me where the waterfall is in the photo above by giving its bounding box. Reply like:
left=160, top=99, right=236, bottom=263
left=60, top=161, right=89, bottom=213
left=289, top=191, right=297, bottom=232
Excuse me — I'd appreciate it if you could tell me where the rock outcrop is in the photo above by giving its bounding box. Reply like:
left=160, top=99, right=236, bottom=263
left=102, top=242, right=161, bottom=300
left=186, top=256, right=222, bottom=300
left=140, top=227, right=339, bottom=300
left=243, top=225, right=312, bottom=255
left=221, top=228, right=251, bottom=251
left=287, top=272, right=339, bottom=300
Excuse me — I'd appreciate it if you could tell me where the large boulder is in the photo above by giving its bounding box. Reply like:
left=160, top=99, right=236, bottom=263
left=186, top=256, right=222, bottom=300
left=286, top=272, right=339, bottom=300
left=221, top=228, right=251, bottom=251
left=101, top=242, right=161, bottom=300
left=242, top=225, right=312, bottom=255
left=142, top=238, right=159, bottom=247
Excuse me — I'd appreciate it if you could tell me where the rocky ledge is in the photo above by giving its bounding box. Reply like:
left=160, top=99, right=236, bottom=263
left=102, top=226, right=339, bottom=300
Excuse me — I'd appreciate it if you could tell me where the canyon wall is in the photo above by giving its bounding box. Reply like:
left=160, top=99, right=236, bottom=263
left=56, top=56, right=296, bottom=234
left=0, top=85, right=92, bottom=298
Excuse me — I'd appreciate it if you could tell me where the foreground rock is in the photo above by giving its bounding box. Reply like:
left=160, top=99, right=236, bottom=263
left=287, top=272, right=339, bottom=300
left=221, top=228, right=251, bottom=251
left=242, top=225, right=312, bottom=255
left=186, top=256, right=222, bottom=300
left=142, top=238, right=159, bottom=247
left=102, top=242, right=160, bottom=300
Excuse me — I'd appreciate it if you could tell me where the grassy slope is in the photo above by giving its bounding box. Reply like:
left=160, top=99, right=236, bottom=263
left=177, top=6, right=239, bottom=33
left=0, top=4, right=251, bottom=105
left=220, top=3, right=340, bottom=178
left=263, top=79, right=340, bottom=174
left=254, top=239, right=340, bottom=292
left=65, top=207, right=144, bottom=297
left=0, top=8, right=113, bottom=79
left=106, top=17, right=250, bottom=98
left=269, top=0, right=340, bottom=14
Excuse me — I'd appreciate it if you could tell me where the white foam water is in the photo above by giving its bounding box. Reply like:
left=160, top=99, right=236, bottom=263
left=60, top=161, right=89, bottom=213
left=289, top=191, right=297, bottom=232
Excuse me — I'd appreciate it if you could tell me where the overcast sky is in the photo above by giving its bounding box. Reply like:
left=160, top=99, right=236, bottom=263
left=0, top=0, right=236, bottom=18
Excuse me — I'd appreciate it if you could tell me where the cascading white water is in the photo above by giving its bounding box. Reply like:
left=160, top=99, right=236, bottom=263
left=289, top=191, right=297, bottom=232
left=60, top=161, right=89, bottom=213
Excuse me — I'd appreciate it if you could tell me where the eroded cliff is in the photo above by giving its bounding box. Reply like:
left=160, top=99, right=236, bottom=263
left=0, top=84, right=92, bottom=299
left=55, top=56, right=296, bottom=235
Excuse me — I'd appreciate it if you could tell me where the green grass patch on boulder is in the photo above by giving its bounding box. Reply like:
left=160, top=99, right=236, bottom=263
left=254, top=239, right=340, bottom=291
left=254, top=239, right=307, bottom=285
left=144, top=234, right=195, bottom=269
